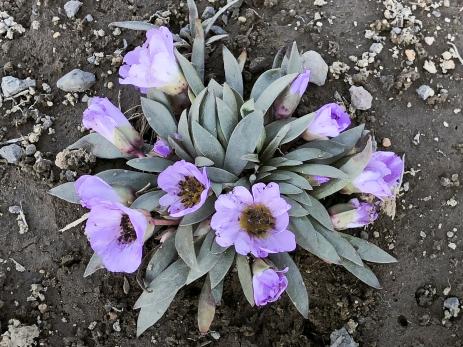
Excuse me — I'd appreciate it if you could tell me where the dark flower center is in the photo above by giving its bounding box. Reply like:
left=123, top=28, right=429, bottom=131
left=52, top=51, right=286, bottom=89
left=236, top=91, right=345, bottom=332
left=240, top=204, right=275, bottom=238
left=178, top=176, right=205, bottom=208
left=118, top=214, right=137, bottom=244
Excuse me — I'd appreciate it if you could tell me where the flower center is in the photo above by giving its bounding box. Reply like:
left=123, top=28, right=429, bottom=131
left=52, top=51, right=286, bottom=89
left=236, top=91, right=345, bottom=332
left=178, top=176, right=205, bottom=208
left=118, top=214, right=137, bottom=244
left=240, top=204, right=275, bottom=238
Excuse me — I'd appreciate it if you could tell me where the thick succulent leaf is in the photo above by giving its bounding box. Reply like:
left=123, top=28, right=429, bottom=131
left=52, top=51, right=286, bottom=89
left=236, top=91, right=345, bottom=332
left=177, top=109, right=197, bottom=156
left=145, top=236, right=177, bottom=283
left=209, top=247, right=235, bottom=288
left=305, top=195, right=333, bottom=230
left=278, top=182, right=303, bottom=195
left=290, top=164, right=348, bottom=179
left=222, top=83, right=238, bottom=115
left=135, top=259, right=189, bottom=309
left=195, top=156, right=215, bottom=167
left=127, top=157, right=173, bottom=173
left=236, top=255, right=255, bottom=306
left=272, top=47, right=286, bottom=69
left=264, top=118, right=293, bottom=144
left=211, top=280, right=224, bottom=304
left=281, top=113, right=315, bottom=144
left=240, top=98, right=255, bottom=117
left=201, top=87, right=218, bottom=137
left=189, top=88, right=207, bottom=125
left=130, top=190, right=164, bottom=211
left=261, top=124, right=291, bottom=161
left=286, top=42, right=303, bottom=74
left=266, top=157, right=302, bottom=168
left=187, top=0, right=198, bottom=34
left=192, top=121, right=225, bottom=166
left=208, top=79, right=223, bottom=98
left=205, top=34, right=229, bottom=45
left=194, top=220, right=211, bottom=238
left=109, top=21, right=156, bottom=31
left=48, top=182, right=79, bottom=204
left=312, top=137, right=372, bottom=199
left=141, top=97, right=177, bottom=139
left=96, top=169, right=156, bottom=192
left=276, top=171, right=312, bottom=190
left=263, top=172, right=291, bottom=181
left=284, top=198, right=309, bottom=217
left=286, top=190, right=313, bottom=207
left=137, top=294, right=176, bottom=337
left=204, top=0, right=240, bottom=34
left=68, top=133, right=127, bottom=159
left=285, top=148, right=327, bottom=162
left=224, top=110, right=264, bottom=176
left=198, top=276, right=216, bottom=333
left=250, top=68, right=282, bottom=100
left=290, top=217, right=340, bottom=264
left=211, top=182, right=224, bottom=197
left=269, top=252, right=309, bottom=318
left=147, top=88, right=172, bottom=112
left=216, top=98, right=238, bottom=143
left=175, top=50, right=205, bottom=96
left=255, top=73, right=298, bottom=115
left=210, top=238, right=228, bottom=254
left=191, top=19, right=205, bottom=81
left=207, top=167, right=239, bottom=183
left=223, top=46, right=244, bottom=96
left=83, top=253, right=104, bottom=277
left=168, top=136, right=194, bottom=162
left=186, top=231, right=222, bottom=284
left=175, top=224, right=197, bottom=268
left=341, top=234, right=397, bottom=264
left=180, top=196, right=216, bottom=226
left=341, top=259, right=381, bottom=289
left=311, top=219, right=363, bottom=266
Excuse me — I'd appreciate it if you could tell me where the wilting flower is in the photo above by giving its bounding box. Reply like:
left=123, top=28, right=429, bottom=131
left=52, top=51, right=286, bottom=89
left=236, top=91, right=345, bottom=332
left=274, top=69, right=310, bottom=119
left=119, top=26, right=187, bottom=96
left=152, top=137, right=172, bottom=158
left=252, top=259, right=288, bottom=306
left=158, top=160, right=210, bottom=217
left=211, top=183, right=296, bottom=257
left=302, top=103, right=351, bottom=141
left=75, top=175, right=151, bottom=273
left=83, top=97, right=144, bottom=157
left=344, top=151, right=404, bottom=199
left=329, top=198, right=378, bottom=230
left=308, top=175, right=331, bottom=186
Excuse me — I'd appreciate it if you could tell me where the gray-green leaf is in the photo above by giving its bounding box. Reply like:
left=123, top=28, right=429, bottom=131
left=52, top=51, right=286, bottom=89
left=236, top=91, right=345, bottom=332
left=68, top=133, right=127, bottom=159
left=209, top=248, right=235, bottom=288
left=192, top=121, right=225, bottom=166
left=223, top=46, right=244, bottom=96
left=48, top=182, right=79, bottom=204
left=130, top=190, right=164, bottom=211
left=236, top=254, right=255, bottom=306
left=341, top=259, right=381, bottom=289
left=141, top=97, right=177, bottom=139
left=127, top=157, right=173, bottom=173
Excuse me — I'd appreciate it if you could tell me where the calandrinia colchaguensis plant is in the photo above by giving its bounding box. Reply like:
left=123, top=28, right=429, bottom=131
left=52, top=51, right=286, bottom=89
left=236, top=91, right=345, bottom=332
left=50, top=0, right=404, bottom=336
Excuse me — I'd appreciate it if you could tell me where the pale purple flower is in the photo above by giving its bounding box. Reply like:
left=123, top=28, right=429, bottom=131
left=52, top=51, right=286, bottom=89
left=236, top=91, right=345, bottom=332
left=274, top=69, right=310, bottom=119
left=75, top=175, right=150, bottom=273
left=158, top=160, right=210, bottom=218
left=253, top=267, right=288, bottom=307
left=346, top=151, right=404, bottom=199
left=153, top=137, right=172, bottom=158
left=119, top=27, right=187, bottom=96
left=329, top=198, right=378, bottom=230
left=83, top=97, right=144, bottom=157
left=211, top=183, right=296, bottom=258
left=302, top=103, right=351, bottom=141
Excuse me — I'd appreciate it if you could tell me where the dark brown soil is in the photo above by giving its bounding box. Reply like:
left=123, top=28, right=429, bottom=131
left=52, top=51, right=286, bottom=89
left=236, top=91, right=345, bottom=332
left=1, top=0, right=462, bottom=346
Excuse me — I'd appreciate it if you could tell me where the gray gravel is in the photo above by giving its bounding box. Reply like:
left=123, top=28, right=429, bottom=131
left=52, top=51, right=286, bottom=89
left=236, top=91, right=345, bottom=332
left=56, top=69, right=95, bottom=92
left=302, top=50, right=328, bottom=86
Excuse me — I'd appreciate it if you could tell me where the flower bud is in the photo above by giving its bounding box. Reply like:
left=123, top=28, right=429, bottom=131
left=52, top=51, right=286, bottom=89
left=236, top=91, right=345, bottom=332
left=302, top=103, right=351, bottom=141
left=329, top=198, right=378, bottom=230
left=152, top=137, right=172, bottom=158
left=119, top=27, right=187, bottom=96
left=274, top=70, right=310, bottom=119
left=252, top=259, right=288, bottom=307
left=83, top=97, right=144, bottom=157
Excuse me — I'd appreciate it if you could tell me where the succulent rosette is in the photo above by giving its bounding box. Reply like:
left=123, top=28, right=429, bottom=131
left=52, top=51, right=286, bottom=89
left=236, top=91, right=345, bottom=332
left=211, top=183, right=296, bottom=257
left=302, top=102, right=351, bottom=141
left=75, top=175, right=151, bottom=273
left=158, top=160, right=210, bottom=218
left=343, top=151, right=404, bottom=199
left=329, top=198, right=378, bottom=230
left=50, top=3, right=402, bottom=337
left=83, top=97, right=144, bottom=157
left=119, top=26, right=187, bottom=96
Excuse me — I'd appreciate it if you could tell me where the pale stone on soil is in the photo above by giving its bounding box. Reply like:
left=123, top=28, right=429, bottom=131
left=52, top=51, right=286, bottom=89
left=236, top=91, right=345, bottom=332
left=302, top=50, right=328, bottom=86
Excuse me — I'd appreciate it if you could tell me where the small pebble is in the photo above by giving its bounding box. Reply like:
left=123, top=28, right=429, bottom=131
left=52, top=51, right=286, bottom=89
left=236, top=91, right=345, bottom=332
left=382, top=138, right=392, bottom=147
